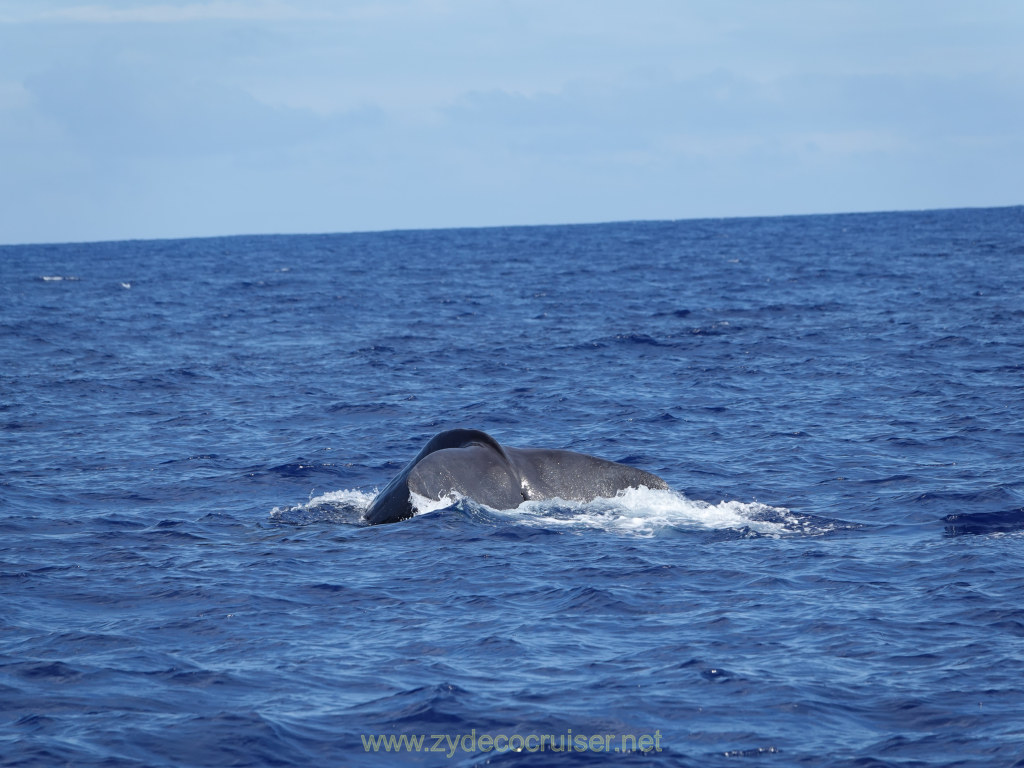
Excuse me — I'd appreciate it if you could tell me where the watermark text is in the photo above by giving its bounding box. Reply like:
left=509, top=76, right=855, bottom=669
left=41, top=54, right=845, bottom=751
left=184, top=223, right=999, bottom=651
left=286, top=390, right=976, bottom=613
left=361, top=729, right=662, bottom=758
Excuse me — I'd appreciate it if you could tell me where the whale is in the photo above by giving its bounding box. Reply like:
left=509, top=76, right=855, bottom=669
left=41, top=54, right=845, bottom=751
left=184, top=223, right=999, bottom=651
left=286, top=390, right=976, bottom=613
left=364, top=428, right=669, bottom=525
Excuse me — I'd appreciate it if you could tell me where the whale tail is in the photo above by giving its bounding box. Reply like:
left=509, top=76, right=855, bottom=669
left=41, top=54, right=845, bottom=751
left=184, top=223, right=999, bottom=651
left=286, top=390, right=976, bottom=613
left=364, top=429, right=668, bottom=525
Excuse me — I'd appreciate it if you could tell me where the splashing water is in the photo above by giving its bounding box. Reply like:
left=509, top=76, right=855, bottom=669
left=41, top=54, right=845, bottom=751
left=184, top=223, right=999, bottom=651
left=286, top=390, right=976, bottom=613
left=503, top=487, right=797, bottom=537
left=272, top=486, right=849, bottom=538
left=269, top=488, right=376, bottom=525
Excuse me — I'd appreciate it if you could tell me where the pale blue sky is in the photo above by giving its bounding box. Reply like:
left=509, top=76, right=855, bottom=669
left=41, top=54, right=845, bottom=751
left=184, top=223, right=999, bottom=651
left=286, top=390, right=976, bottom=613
left=1, top=0, right=1021, bottom=244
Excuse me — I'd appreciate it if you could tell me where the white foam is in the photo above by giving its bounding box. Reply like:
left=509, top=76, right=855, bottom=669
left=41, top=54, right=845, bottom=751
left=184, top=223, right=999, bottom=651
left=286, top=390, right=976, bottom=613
left=410, top=491, right=464, bottom=515
left=306, top=488, right=377, bottom=508
left=271, top=486, right=813, bottom=537
left=408, top=486, right=800, bottom=537
left=498, top=487, right=793, bottom=537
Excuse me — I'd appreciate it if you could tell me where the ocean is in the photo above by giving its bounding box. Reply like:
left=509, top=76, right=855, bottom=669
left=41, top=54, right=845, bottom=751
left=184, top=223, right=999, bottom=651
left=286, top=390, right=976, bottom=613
left=2, top=206, right=1023, bottom=767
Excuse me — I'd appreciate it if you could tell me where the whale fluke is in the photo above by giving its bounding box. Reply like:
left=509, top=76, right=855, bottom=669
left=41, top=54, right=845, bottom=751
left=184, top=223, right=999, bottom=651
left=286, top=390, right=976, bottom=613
left=365, top=429, right=668, bottom=525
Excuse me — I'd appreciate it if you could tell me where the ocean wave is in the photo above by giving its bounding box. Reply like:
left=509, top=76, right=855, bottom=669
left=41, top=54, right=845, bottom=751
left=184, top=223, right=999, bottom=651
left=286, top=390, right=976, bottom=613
left=269, top=488, right=376, bottom=525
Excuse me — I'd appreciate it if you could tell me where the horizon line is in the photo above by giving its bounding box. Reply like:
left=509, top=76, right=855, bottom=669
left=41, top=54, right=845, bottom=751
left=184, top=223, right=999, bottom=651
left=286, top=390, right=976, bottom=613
left=2, top=202, right=1020, bottom=250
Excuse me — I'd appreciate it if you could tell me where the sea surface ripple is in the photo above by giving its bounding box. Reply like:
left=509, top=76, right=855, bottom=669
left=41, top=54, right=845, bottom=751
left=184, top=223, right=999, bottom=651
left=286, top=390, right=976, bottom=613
left=2, top=207, right=1024, bottom=766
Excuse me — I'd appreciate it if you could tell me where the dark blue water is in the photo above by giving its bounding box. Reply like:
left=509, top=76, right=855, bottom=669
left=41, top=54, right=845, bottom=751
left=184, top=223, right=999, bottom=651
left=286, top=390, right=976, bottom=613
left=3, top=207, right=1024, bottom=767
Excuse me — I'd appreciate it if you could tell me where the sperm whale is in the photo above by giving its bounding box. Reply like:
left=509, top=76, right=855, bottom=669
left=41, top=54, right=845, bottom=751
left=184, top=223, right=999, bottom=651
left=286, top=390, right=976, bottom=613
left=364, top=429, right=669, bottom=525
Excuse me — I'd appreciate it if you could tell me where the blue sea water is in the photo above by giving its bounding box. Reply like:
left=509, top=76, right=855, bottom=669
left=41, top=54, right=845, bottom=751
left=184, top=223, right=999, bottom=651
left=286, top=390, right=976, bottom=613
left=2, top=206, right=1024, bottom=767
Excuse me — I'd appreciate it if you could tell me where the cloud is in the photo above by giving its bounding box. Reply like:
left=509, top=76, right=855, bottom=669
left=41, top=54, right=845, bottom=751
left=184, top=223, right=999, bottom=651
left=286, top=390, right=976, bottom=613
left=0, top=0, right=458, bottom=25
left=442, top=69, right=1024, bottom=159
left=22, top=55, right=383, bottom=158
left=1, top=1, right=337, bottom=24
left=2, top=0, right=1023, bottom=244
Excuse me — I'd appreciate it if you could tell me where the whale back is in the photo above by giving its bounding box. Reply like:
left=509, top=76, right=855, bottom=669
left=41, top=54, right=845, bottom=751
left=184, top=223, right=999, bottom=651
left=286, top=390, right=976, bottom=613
left=508, top=447, right=669, bottom=502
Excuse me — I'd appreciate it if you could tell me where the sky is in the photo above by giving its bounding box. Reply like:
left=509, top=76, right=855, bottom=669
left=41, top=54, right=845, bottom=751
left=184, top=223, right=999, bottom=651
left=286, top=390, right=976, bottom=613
left=0, top=0, right=1021, bottom=244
